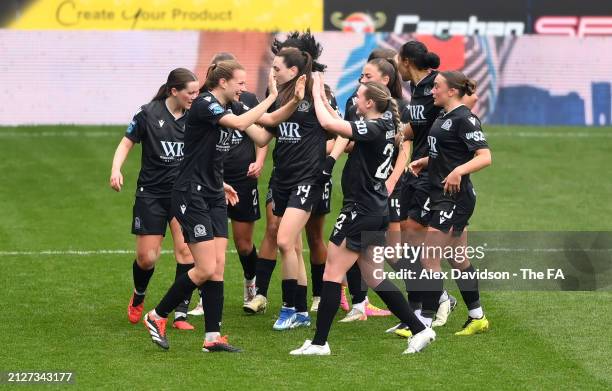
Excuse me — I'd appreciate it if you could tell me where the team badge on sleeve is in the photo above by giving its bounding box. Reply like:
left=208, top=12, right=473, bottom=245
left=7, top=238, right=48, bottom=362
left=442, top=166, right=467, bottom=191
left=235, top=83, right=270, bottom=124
left=208, top=103, right=224, bottom=115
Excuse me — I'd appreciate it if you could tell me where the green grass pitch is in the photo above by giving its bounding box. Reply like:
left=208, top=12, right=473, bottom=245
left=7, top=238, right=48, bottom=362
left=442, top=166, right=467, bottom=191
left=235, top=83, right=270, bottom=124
left=0, top=125, right=611, bottom=389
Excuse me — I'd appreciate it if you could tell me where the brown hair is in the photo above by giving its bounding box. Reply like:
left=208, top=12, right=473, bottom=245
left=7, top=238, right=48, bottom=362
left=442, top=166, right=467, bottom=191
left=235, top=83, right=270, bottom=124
left=362, top=81, right=401, bottom=143
left=440, top=71, right=477, bottom=97
left=203, top=60, right=245, bottom=91
left=367, top=48, right=397, bottom=62
left=367, top=58, right=403, bottom=100
left=152, top=68, right=197, bottom=101
left=210, top=52, right=236, bottom=65
left=276, top=47, right=313, bottom=105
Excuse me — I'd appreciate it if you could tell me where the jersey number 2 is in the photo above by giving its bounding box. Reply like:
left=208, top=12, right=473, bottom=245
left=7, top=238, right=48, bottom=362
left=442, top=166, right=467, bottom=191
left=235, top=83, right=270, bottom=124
left=375, top=144, right=394, bottom=180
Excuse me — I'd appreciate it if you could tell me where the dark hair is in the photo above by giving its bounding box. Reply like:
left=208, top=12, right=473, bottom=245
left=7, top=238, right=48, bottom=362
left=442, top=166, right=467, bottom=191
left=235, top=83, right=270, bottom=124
left=439, top=71, right=477, bottom=97
left=210, top=52, right=236, bottom=65
left=152, top=68, right=198, bottom=101
left=203, top=60, right=245, bottom=91
left=399, top=41, right=440, bottom=70
left=367, top=58, right=403, bottom=100
left=362, top=81, right=401, bottom=141
left=367, top=48, right=397, bottom=62
left=271, top=30, right=326, bottom=72
left=276, top=47, right=313, bottom=105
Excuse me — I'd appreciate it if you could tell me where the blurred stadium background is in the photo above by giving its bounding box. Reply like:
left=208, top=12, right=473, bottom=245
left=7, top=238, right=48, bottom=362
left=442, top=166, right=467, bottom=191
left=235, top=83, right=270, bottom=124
left=1, top=1, right=611, bottom=389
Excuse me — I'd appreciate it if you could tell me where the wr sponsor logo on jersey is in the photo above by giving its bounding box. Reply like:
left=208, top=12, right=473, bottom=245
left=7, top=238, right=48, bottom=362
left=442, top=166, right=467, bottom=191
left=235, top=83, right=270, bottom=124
left=407, top=104, right=426, bottom=121
left=465, top=131, right=486, bottom=142
left=278, top=122, right=302, bottom=143
left=216, top=129, right=232, bottom=152
left=427, top=136, right=438, bottom=157
left=231, top=129, right=243, bottom=145
left=160, top=141, right=185, bottom=160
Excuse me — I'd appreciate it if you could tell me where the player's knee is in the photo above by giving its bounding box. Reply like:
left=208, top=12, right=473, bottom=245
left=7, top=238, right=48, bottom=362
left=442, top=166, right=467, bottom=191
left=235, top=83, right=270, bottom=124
left=190, top=266, right=213, bottom=285
left=175, top=245, right=192, bottom=263
left=234, top=237, right=253, bottom=255
left=265, top=219, right=280, bottom=237
left=277, top=234, right=295, bottom=254
left=136, top=247, right=160, bottom=268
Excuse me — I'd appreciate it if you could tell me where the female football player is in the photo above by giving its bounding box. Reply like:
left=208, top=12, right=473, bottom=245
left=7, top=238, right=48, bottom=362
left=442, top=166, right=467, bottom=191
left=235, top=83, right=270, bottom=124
left=239, top=47, right=326, bottom=331
left=338, top=57, right=410, bottom=322
left=110, top=68, right=199, bottom=330
left=291, top=74, right=435, bottom=355
left=142, top=60, right=304, bottom=352
left=245, top=31, right=330, bottom=315
left=408, top=70, right=491, bottom=336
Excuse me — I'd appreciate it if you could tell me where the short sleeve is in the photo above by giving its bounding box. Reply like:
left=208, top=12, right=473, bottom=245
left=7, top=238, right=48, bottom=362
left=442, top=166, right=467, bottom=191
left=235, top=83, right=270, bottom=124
left=194, top=97, right=230, bottom=127
left=458, top=115, right=489, bottom=151
left=125, top=107, right=146, bottom=143
left=350, top=119, right=383, bottom=142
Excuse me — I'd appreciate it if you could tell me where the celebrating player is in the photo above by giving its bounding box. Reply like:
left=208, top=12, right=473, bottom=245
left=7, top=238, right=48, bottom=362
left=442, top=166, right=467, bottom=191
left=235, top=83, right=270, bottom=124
left=110, top=68, right=199, bottom=330
left=245, top=31, right=330, bottom=315
left=240, top=47, right=325, bottom=330
left=188, top=52, right=269, bottom=316
left=142, top=61, right=289, bottom=352
left=290, top=73, right=435, bottom=355
left=408, top=70, right=492, bottom=336
left=338, top=57, right=410, bottom=322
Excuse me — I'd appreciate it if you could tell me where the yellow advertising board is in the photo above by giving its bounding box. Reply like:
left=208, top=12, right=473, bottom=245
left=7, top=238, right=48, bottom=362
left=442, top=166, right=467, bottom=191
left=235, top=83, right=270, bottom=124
left=10, top=0, right=323, bottom=31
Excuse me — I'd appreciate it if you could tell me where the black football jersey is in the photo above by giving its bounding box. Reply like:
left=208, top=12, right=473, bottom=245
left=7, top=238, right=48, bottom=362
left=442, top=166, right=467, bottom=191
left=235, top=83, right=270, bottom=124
left=344, top=97, right=408, bottom=188
left=342, top=117, right=396, bottom=216
left=427, top=105, right=489, bottom=209
left=125, top=99, right=187, bottom=198
left=174, top=91, right=234, bottom=197
left=266, top=98, right=327, bottom=189
left=407, top=71, right=442, bottom=162
left=224, top=92, right=259, bottom=185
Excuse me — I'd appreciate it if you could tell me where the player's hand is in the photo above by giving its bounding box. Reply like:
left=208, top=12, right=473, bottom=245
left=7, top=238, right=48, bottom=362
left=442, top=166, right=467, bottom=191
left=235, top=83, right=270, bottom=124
left=316, top=155, right=335, bottom=185
left=294, top=74, right=306, bottom=101
left=223, top=182, right=239, bottom=206
left=442, top=169, right=462, bottom=195
left=247, top=161, right=263, bottom=178
left=408, top=159, right=426, bottom=177
left=110, top=170, right=123, bottom=192
left=268, top=69, right=278, bottom=98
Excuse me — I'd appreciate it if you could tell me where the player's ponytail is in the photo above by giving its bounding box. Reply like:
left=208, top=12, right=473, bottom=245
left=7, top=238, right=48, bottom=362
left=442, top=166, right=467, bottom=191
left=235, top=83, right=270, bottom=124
left=363, top=81, right=402, bottom=145
left=399, top=41, right=440, bottom=70
left=440, top=71, right=477, bottom=97
left=152, top=68, right=198, bottom=102
left=203, top=60, right=244, bottom=92
left=275, top=47, right=313, bottom=106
